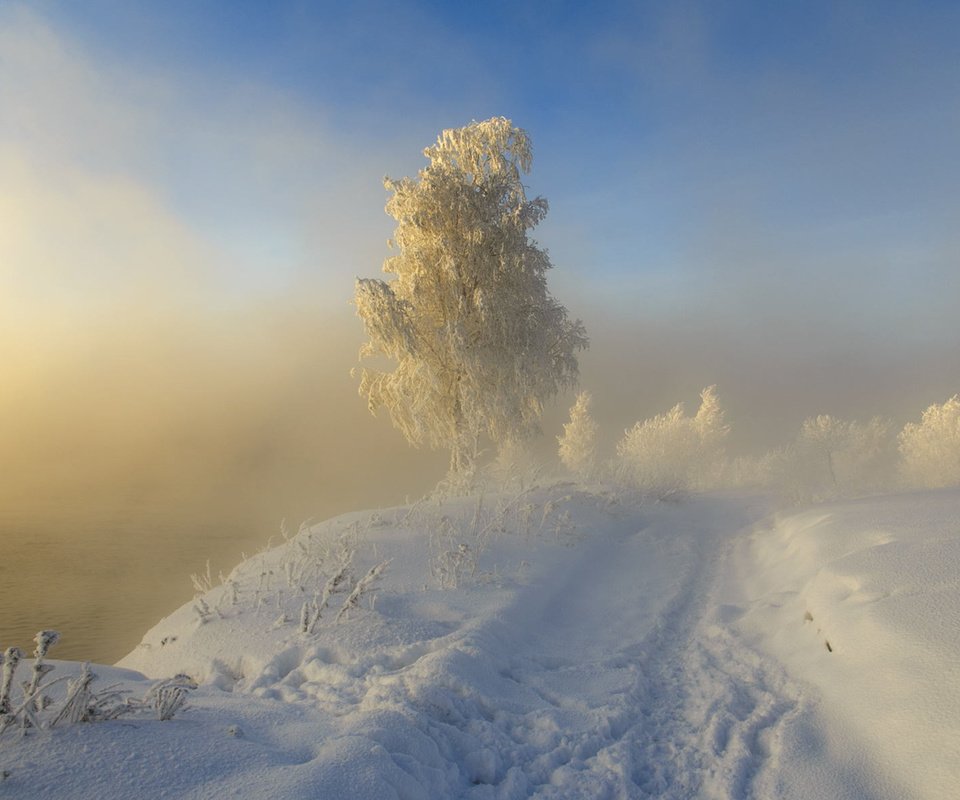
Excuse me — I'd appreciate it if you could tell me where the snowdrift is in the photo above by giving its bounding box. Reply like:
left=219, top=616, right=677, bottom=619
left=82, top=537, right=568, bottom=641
left=724, top=489, right=960, bottom=799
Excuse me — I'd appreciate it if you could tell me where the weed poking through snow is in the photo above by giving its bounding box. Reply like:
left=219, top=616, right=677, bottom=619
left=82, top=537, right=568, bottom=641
left=0, top=632, right=195, bottom=747
left=336, top=560, right=390, bottom=623
left=144, top=674, right=197, bottom=721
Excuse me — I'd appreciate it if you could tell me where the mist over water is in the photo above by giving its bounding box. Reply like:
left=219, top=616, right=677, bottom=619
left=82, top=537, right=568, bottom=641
left=0, top=305, right=445, bottom=662
left=0, top=509, right=267, bottom=663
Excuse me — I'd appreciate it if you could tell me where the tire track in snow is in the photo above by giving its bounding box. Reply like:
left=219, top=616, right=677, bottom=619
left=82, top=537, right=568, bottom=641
left=353, top=496, right=801, bottom=799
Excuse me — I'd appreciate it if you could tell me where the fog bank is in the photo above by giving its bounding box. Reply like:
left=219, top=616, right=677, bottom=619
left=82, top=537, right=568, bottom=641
left=3, top=295, right=957, bottom=538
left=0, top=304, right=445, bottom=530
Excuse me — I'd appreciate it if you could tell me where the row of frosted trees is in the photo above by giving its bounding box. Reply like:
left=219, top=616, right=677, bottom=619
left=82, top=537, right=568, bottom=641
left=558, top=389, right=960, bottom=503
left=353, top=117, right=958, bottom=506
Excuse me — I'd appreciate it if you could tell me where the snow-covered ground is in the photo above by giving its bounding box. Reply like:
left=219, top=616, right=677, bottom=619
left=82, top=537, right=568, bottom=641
left=1, top=484, right=958, bottom=799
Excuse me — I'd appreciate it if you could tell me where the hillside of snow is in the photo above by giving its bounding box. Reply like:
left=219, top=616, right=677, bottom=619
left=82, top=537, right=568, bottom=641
left=1, top=484, right=958, bottom=799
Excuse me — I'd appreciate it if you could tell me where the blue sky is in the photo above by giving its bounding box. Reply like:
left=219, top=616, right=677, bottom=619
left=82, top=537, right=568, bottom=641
left=2, top=0, right=959, bottom=432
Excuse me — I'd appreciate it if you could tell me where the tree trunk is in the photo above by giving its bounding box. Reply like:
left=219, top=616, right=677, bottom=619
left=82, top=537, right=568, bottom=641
left=449, top=376, right=466, bottom=477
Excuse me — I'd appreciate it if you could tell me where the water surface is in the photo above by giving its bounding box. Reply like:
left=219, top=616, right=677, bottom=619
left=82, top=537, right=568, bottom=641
left=0, top=508, right=272, bottom=664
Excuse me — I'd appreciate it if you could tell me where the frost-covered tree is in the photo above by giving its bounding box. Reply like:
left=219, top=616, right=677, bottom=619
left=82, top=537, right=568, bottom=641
left=899, top=395, right=960, bottom=488
left=791, top=414, right=895, bottom=502
left=617, top=403, right=697, bottom=495
left=616, top=386, right=729, bottom=495
left=355, top=117, right=588, bottom=476
left=558, top=391, right=599, bottom=479
left=691, top=385, right=729, bottom=488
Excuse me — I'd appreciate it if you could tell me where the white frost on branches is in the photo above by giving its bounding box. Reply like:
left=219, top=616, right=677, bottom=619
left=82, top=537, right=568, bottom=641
left=355, top=117, right=587, bottom=476
left=616, top=386, right=729, bottom=495
left=336, top=560, right=390, bottom=623
left=793, top=414, right=895, bottom=501
left=558, top=391, right=599, bottom=479
left=899, top=395, right=960, bottom=488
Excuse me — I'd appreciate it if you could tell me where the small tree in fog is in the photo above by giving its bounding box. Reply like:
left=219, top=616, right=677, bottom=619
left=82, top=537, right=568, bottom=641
left=899, top=395, right=960, bottom=488
left=725, top=447, right=796, bottom=493
left=616, top=386, right=729, bottom=495
left=354, top=117, right=587, bottom=477
left=791, top=414, right=895, bottom=502
left=795, top=415, right=845, bottom=499
left=558, top=391, right=599, bottom=479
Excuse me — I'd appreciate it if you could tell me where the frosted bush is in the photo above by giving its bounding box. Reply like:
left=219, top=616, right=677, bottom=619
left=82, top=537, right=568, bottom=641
left=617, top=403, right=696, bottom=493
left=792, top=415, right=895, bottom=502
left=489, top=438, right=542, bottom=490
left=616, top=386, right=729, bottom=495
left=899, top=395, right=960, bottom=488
left=0, top=632, right=193, bottom=741
left=144, top=674, right=196, bottom=721
left=558, top=391, right=599, bottom=479
left=725, top=416, right=895, bottom=504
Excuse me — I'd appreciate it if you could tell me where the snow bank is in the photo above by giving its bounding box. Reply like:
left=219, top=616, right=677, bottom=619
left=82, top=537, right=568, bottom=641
left=725, top=487, right=960, bottom=799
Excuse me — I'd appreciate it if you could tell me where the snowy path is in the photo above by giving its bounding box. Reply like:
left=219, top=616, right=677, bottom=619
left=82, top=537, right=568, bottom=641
left=266, top=495, right=803, bottom=799
left=380, top=496, right=803, bottom=799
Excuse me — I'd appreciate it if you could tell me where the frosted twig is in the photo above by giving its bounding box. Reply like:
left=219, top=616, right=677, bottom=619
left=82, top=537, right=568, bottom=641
left=0, top=648, right=23, bottom=718
left=191, top=560, right=215, bottom=593
left=23, top=631, right=59, bottom=729
left=336, top=561, right=390, bottom=623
